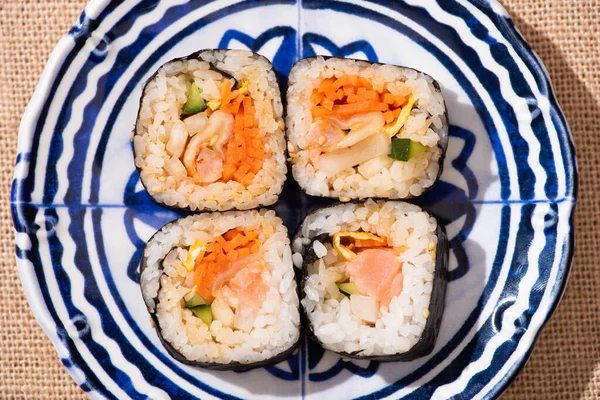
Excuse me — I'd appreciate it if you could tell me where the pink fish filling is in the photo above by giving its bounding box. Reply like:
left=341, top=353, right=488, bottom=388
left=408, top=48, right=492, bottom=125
left=346, top=248, right=404, bottom=308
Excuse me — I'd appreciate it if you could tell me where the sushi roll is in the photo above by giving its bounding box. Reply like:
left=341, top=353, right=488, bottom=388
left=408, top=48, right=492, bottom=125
left=140, top=210, right=301, bottom=370
left=134, top=49, right=287, bottom=211
left=286, top=57, right=448, bottom=200
left=293, top=200, right=448, bottom=360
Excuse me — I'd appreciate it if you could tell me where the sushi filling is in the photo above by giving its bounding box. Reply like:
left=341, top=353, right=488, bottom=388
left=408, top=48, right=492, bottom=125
left=296, top=200, right=438, bottom=356
left=175, top=80, right=267, bottom=187
left=287, top=57, right=448, bottom=199
left=141, top=210, right=300, bottom=365
left=135, top=50, right=286, bottom=211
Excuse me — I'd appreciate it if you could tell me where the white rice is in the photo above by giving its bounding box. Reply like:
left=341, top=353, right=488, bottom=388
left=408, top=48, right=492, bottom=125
left=295, top=200, right=437, bottom=356
left=135, top=50, right=287, bottom=211
left=286, top=57, right=448, bottom=199
left=140, top=209, right=300, bottom=364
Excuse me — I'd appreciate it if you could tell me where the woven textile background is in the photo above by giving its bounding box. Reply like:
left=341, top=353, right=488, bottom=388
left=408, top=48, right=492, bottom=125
left=0, top=1, right=598, bottom=399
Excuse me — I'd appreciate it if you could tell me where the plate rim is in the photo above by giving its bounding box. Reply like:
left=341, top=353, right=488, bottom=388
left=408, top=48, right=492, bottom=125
left=10, top=0, right=578, bottom=398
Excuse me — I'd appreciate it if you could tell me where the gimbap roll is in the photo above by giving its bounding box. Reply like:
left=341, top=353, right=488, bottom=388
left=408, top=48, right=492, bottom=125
left=140, top=210, right=300, bottom=370
left=293, top=200, right=448, bottom=360
left=134, top=49, right=287, bottom=211
left=286, top=57, right=448, bottom=200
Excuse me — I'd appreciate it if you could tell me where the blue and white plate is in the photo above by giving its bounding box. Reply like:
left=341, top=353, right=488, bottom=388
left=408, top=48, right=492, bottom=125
left=12, top=0, right=577, bottom=398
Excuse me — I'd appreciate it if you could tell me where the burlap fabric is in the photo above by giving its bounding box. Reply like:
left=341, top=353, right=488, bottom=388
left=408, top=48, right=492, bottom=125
left=0, top=0, right=598, bottom=398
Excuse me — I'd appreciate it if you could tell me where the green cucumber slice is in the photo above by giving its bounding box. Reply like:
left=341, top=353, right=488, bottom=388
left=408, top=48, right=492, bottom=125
left=184, top=293, right=209, bottom=308
left=389, top=138, right=427, bottom=162
left=182, top=83, right=207, bottom=116
left=336, top=281, right=360, bottom=296
left=190, top=305, right=212, bottom=327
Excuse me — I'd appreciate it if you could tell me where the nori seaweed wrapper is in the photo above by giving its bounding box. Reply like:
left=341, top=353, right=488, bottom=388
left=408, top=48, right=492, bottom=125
left=286, top=56, right=449, bottom=200
left=139, top=216, right=301, bottom=371
left=294, top=202, right=448, bottom=362
left=133, top=49, right=284, bottom=213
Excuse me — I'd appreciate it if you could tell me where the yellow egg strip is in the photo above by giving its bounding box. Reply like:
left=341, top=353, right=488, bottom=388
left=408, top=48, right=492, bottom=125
left=381, top=95, right=416, bottom=137
left=184, top=240, right=206, bottom=271
left=332, top=231, right=385, bottom=261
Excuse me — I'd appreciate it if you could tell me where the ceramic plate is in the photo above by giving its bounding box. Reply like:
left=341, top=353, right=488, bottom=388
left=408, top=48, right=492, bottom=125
left=11, top=0, right=577, bottom=398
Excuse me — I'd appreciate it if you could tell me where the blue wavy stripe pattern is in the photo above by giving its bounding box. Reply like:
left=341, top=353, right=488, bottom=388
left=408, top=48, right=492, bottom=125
left=13, top=205, right=117, bottom=398
left=467, top=0, right=576, bottom=199
left=11, top=0, right=575, bottom=399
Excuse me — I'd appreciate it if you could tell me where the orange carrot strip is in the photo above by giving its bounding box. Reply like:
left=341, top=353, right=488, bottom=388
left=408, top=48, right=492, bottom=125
left=364, top=90, right=379, bottom=101
left=237, top=247, right=250, bottom=258
left=359, top=77, right=373, bottom=89
left=226, top=249, right=238, bottom=261
left=311, top=101, right=388, bottom=117
left=234, top=113, right=245, bottom=131
left=220, top=79, right=233, bottom=106
left=228, top=148, right=240, bottom=167
left=392, top=108, right=402, bottom=118
left=224, top=143, right=237, bottom=165
left=310, top=92, right=325, bottom=107
left=383, top=93, right=395, bottom=104
left=317, top=78, right=335, bottom=93
left=336, top=89, right=345, bottom=100
left=343, top=86, right=356, bottom=96
left=245, top=137, right=256, bottom=161
left=230, top=233, right=250, bottom=249
left=243, top=96, right=253, bottom=108
left=335, top=75, right=350, bottom=86
left=231, top=97, right=243, bottom=113
left=222, top=163, right=236, bottom=182
left=250, top=241, right=261, bottom=254
left=194, top=261, right=214, bottom=302
left=393, top=94, right=407, bottom=108
left=250, top=158, right=263, bottom=174
left=240, top=172, right=255, bottom=186
left=215, top=235, right=230, bottom=253
left=224, top=229, right=241, bottom=241
left=383, top=110, right=394, bottom=124
left=244, top=126, right=258, bottom=137
left=247, top=138, right=257, bottom=152
left=224, top=137, right=238, bottom=163
left=255, top=146, right=265, bottom=160
left=324, top=90, right=337, bottom=101
left=194, top=251, right=206, bottom=269
left=321, top=97, right=334, bottom=111
left=339, top=75, right=359, bottom=86
left=244, top=108, right=255, bottom=128
left=346, top=93, right=359, bottom=103
left=357, top=87, right=367, bottom=97
left=216, top=253, right=228, bottom=265
left=245, top=231, right=258, bottom=240
left=233, top=162, right=252, bottom=182
left=222, top=102, right=235, bottom=115
left=228, top=234, right=243, bottom=249
left=212, top=241, right=222, bottom=255
left=331, top=79, right=344, bottom=91
left=310, top=106, right=329, bottom=117
left=252, top=137, right=265, bottom=159
left=237, top=135, right=247, bottom=159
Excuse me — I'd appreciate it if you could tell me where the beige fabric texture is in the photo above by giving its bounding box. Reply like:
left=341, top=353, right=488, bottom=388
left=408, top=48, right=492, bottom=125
left=0, top=0, right=598, bottom=398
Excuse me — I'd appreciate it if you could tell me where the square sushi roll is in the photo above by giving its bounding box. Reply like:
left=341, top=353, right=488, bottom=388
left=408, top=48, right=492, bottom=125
left=134, top=49, right=287, bottom=211
left=140, top=210, right=300, bottom=370
left=286, top=57, right=448, bottom=199
left=293, top=200, right=448, bottom=360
